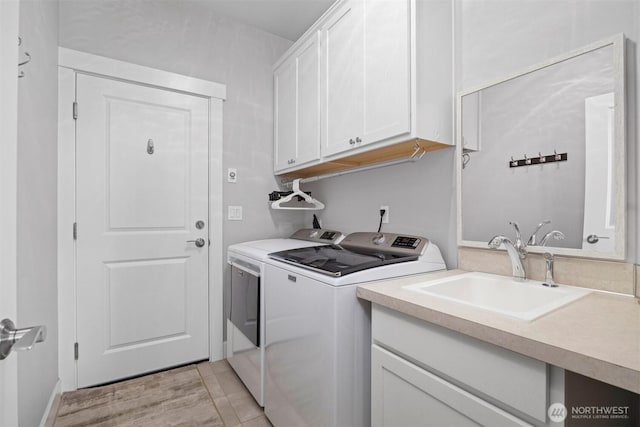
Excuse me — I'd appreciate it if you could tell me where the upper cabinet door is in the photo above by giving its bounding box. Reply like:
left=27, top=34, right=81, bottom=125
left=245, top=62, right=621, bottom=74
left=363, top=0, right=411, bottom=143
left=274, top=33, right=321, bottom=173
left=296, top=34, right=321, bottom=165
left=323, top=0, right=364, bottom=158
left=274, top=58, right=297, bottom=171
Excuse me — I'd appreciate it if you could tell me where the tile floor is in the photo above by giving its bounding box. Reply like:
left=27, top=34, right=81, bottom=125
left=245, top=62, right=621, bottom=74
left=54, top=360, right=270, bottom=427
left=196, top=360, right=270, bottom=427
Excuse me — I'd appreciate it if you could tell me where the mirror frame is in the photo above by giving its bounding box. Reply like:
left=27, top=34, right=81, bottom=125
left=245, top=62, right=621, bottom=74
left=456, top=34, right=626, bottom=260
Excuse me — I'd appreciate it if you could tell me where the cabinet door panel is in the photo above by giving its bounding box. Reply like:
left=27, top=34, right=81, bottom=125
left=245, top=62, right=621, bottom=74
left=274, top=59, right=297, bottom=170
left=372, top=345, right=532, bottom=427
left=323, top=0, right=364, bottom=157
left=363, top=0, right=411, bottom=144
left=297, top=35, right=321, bottom=165
left=373, top=304, right=548, bottom=422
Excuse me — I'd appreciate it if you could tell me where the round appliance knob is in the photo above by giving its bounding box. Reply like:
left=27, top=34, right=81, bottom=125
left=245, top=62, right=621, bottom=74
left=372, top=233, right=385, bottom=245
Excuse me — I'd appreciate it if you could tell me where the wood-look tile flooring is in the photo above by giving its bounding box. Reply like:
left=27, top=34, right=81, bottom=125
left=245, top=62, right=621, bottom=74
left=54, top=360, right=270, bottom=427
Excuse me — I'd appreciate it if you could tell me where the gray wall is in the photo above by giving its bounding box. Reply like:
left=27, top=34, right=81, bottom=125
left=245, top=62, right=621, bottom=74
left=455, top=0, right=638, bottom=263
left=17, top=0, right=59, bottom=425
left=303, top=150, right=458, bottom=268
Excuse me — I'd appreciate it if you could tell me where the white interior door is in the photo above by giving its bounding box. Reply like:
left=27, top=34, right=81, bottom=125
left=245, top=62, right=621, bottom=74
left=583, top=92, right=615, bottom=253
left=75, top=73, right=210, bottom=388
left=0, top=0, right=20, bottom=424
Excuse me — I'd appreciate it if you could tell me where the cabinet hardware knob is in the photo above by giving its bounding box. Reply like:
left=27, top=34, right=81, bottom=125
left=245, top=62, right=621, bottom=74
left=349, top=138, right=355, bottom=145
left=355, top=137, right=362, bottom=143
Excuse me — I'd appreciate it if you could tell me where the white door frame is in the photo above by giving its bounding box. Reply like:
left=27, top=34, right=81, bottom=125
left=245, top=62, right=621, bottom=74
left=57, top=48, right=226, bottom=391
left=0, top=0, right=20, bottom=424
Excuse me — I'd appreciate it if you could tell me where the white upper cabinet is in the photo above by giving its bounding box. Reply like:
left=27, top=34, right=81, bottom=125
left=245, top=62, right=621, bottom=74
left=274, top=0, right=453, bottom=176
left=274, top=33, right=321, bottom=173
left=362, top=0, right=411, bottom=146
left=323, top=0, right=364, bottom=157
left=323, top=0, right=411, bottom=158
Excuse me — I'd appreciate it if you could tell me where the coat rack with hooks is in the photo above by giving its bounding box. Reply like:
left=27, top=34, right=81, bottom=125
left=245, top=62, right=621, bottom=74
left=509, top=150, right=567, bottom=168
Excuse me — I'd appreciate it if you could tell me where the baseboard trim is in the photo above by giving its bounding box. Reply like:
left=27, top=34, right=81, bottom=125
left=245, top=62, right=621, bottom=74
left=40, top=379, right=62, bottom=427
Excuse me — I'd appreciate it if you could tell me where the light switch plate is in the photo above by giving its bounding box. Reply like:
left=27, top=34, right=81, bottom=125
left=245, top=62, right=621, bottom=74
left=227, top=168, right=238, bottom=183
left=228, top=205, right=243, bottom=221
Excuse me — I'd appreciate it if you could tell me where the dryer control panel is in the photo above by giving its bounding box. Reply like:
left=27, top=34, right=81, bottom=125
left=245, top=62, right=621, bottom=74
left=290, top=228, right=345, bottom=244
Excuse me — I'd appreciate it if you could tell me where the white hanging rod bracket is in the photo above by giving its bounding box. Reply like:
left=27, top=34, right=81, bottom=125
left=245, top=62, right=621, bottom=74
left=270, top=178, right=325, bottom=210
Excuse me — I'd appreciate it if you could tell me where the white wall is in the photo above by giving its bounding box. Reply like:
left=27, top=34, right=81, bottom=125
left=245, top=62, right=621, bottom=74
left=57, top=0, right=303, bottom=341
left=17, top=0, right=59, bottom=425
left=455, top=0, right=638, bottom=263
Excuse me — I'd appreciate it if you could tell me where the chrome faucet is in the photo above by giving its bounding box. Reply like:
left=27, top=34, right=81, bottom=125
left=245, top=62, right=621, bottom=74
left=526, top=220, right=565, bottom=247
left=540, top=230, right=566, bottom=246
left=488, top=226, right=527, bottom=281
left=542, top=252, right=558, bottom=287
left=527, top=220, right=551, bottom=246
left=508, top=221, right=528, bottom=257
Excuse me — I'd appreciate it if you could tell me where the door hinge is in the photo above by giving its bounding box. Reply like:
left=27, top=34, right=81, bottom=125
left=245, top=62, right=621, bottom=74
left=74, top=342, right=79, bottom=360
left=73, top=222, right=77, bottom=240
left=73, top=101, right=78, bottom=120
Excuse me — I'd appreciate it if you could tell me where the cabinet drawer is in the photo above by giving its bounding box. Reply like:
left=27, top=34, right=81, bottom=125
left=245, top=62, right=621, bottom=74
left=372, top=345, right=531, bottom=427
left=372, top=304, right=548, bottom=422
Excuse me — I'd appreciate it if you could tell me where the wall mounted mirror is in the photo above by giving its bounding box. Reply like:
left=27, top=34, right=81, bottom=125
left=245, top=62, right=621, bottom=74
left=457, top=34, right=626, bottom=260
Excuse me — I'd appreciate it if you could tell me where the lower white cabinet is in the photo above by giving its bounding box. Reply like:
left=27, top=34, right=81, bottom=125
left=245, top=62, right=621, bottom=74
left=371, top=304, right=563, bottom=427
left=372, top=345, right=531, bottom=427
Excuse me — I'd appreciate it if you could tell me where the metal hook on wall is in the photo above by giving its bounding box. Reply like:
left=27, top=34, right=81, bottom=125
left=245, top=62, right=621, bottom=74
left=462, top=152, right=471, bottom=169
left=18, top=37, right=31, bottom=78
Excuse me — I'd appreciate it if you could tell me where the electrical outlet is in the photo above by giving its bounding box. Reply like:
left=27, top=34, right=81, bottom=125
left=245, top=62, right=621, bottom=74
left=227, top=168, right=238, bottom=183
left=380, top=205, right=389, bottom=224
left=228, top=205, right=243, bottom=220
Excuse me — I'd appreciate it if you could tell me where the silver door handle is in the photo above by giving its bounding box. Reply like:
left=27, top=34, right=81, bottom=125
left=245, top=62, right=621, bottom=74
left=0, top=318, right=47, bottom=360
left=187, top=238, right=206, bottom=248
left=585, top=234, right=610, bottom=244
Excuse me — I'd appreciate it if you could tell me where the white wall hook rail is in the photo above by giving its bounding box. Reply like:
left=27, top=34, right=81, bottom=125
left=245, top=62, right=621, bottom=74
left=271, top=178, right=325, bottom=210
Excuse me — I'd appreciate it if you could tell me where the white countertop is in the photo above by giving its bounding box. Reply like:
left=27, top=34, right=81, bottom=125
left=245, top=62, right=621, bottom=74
left=357, top=269, right=640, bottom=394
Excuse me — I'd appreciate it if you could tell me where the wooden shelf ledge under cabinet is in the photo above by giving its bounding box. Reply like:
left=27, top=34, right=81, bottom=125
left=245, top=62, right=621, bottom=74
left=279, top=138, right=452, bottom=179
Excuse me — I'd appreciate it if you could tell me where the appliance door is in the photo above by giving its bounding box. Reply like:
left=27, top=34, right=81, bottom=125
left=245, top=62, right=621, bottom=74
left=230, top=263, right=260, bottom=347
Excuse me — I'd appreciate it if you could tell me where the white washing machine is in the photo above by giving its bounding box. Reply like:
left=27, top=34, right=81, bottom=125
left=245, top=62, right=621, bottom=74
left=225, top=229, right=344, bottom=406
left=263, top=232, right=447, bottom=427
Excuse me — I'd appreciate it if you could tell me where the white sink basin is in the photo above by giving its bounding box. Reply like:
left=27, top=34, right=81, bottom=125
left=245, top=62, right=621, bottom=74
left=403, top=272, right=591, bottom=321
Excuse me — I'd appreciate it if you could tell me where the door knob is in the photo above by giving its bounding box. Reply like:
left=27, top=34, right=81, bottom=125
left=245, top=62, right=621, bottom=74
left=187, top=238, right=206, bottom=248
left=0, top=319, right=47, bottom=360
left=585, top=234, right=610, bottom=244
